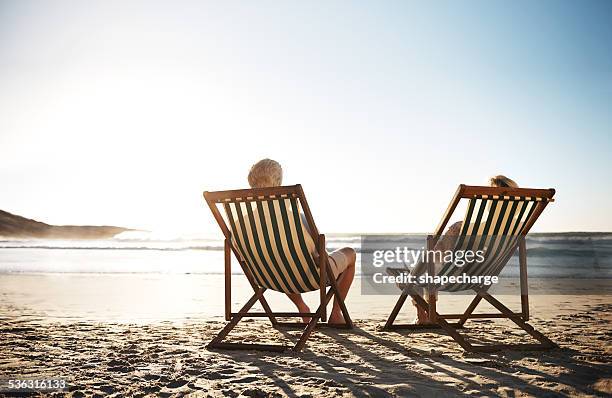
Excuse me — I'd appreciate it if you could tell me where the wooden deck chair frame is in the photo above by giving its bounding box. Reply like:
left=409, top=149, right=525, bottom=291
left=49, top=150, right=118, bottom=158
left=384, top=185, right=558, bottom=352
left=203, top=184, right=353, bottom=352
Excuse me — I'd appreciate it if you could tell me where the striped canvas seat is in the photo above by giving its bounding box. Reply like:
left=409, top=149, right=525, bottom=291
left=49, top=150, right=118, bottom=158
left=384, top=185, right=557, bottom=352
left=222, top=195, right=323, bottom=294
left=434, top=194, right=552, bottom=292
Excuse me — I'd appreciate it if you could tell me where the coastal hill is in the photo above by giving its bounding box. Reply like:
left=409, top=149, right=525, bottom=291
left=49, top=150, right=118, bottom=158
left=0, top=209, right=131, bottom=239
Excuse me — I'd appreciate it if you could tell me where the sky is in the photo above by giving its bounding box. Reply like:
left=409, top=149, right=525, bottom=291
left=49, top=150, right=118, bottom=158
left=1, top=0, right=611, bottom=235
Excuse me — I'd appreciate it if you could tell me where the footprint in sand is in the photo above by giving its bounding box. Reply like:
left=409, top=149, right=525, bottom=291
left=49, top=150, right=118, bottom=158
left=201, top=370, right=234, bottom=380
left=166, top=378, right=188, bottom=388
left=233, top=376, right=258, bottom=384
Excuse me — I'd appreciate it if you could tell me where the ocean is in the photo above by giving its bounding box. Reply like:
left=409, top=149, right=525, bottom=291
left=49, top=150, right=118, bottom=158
left=0, top=232, right=610, bottom=279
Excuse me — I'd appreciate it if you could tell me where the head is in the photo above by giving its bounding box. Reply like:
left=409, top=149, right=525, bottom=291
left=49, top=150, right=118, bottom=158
left=248, top=159, right=283, bottom=188
left=489, top=175, right=518, bottom=188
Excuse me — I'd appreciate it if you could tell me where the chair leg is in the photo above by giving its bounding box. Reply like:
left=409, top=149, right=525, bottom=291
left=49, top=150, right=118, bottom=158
left=293, top=311, right=322, bottom=352
left=457, top=295, right=483, bottom=327
left=208, top=289, right=265, bottom=348
left=383, top=288, right=556, bottom=352
left=479, top=291, right=557, bottom=349
left=208, top=288, right=295, bottom=352
left=327, top=269, right=353, bottom=328
left=242, top=271, right=277, bottom=326
left=208, top=264, right=354, bottom=353
left=209, top=283, right=347, bottom=352
left=383, top=289, right=409, bottom=330
left=383, top=286, right=463, bottom=330
left=257, top=294, right=278, bottom=326
left=274, top=285, right=350, bottom=329
left=410, top=290, right=473, bottom=351
left=418, top=290, right=556, bottom=352
left=519, top=238, right=530, bottom=321
left=293, top=279, right=353, bottom=351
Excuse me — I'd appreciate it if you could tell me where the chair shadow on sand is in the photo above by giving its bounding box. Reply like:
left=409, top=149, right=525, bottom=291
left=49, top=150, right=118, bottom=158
left=210, top=310, right=611, bottom=397
left=214, top=324, right=454, bottom=397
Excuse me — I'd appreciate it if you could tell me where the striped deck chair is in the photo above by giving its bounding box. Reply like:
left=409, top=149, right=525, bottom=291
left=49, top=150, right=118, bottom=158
left=384, top=185, right=558, bottom=352
left=203, top=184, right=352, bottom=352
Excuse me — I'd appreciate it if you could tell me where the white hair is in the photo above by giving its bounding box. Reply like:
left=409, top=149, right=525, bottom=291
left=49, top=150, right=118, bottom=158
left=248, top=159, right=283, bottom=188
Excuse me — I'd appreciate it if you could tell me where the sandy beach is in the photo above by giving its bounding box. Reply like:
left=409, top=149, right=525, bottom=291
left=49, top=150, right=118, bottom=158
left=2, top=0, right=611, bottom=395
left=1, top=274, right=610, bottom=397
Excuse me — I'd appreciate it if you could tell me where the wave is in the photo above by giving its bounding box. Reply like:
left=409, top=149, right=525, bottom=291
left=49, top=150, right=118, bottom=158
left=526, top=247, right=612, bottom=258
left=1, top=232, right=611, bottom=255
left=0, top=245, right=225, bottom=252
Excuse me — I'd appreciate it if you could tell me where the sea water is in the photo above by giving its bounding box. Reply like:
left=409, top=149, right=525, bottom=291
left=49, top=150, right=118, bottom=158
left=0, top=232, right=610, bottom=279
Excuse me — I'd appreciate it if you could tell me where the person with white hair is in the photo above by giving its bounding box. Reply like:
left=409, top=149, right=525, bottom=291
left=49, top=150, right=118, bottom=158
left=245, top=159, right=356, bottom=325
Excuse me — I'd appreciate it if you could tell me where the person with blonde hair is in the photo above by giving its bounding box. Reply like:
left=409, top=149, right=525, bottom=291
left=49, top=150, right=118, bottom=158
left=412, top=175, right=519, bottom=324
left=245, top=159, right=356, bottom=325
left=488, top=175, right=518, bottom=189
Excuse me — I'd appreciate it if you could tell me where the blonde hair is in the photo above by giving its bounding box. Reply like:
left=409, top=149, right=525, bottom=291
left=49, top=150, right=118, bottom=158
left=248, top=159, right=283, bottom=188
left=489, top=175, right=518, bottom=188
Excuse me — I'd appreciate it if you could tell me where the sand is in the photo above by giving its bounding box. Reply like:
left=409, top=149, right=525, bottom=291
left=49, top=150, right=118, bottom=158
left=0, top=274, right=611, bottom=397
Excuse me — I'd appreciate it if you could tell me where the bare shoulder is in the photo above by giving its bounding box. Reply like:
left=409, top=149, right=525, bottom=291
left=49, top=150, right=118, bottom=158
left=446, top=221, right=463, bottom=235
